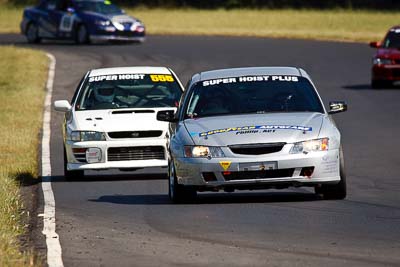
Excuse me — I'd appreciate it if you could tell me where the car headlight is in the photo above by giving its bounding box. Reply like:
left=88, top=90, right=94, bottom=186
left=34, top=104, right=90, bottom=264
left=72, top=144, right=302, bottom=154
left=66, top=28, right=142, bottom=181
left=135, top=25, right=145, bottom=33
left=130, top=22, right=145, bottom=32
left=68, top=131, right=106, bottom=142
left=184, top=146, right=225, bottom=158
left=95, top=20, right=111, bottom=26
left=290, top=138, right=329, bottom=154
left=373, top=58, right=392, bottom=65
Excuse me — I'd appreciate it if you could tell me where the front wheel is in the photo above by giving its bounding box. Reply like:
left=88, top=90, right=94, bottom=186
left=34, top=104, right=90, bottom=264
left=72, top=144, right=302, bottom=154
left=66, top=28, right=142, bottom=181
left=168, top=161, right=196, bottom=203
left=75, top=24, right=90, bottom=44
left=64, top=147, right=84, bottom=180
left=315, top=148, right=347, bottom=200
left=26, top=23, right=41, bottom=43
left=371, top=80, right=391, bottom=89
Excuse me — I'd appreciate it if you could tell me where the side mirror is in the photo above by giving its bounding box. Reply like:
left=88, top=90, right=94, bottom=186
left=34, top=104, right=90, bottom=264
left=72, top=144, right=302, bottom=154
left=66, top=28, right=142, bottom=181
left=369, top=41, right=381, bottom=48
left=54, top=100, right=72, bottom=112
left=157, top=110, right=177, bottom=122
left=328, top=101, right=347, bottom=115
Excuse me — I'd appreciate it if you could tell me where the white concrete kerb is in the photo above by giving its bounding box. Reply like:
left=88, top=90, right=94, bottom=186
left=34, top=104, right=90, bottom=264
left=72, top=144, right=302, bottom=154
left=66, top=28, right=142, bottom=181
left=41, top=53, right=64, bottom=267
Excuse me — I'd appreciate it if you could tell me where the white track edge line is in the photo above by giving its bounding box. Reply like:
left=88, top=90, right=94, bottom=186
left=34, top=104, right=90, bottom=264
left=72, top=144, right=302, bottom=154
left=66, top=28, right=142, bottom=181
left=41, top=53, right=64, bottom=267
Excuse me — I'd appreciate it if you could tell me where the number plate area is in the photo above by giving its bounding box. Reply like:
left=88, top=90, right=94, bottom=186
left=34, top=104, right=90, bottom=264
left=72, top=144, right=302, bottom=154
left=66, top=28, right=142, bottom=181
left=239, top=162, right=277, bottom=171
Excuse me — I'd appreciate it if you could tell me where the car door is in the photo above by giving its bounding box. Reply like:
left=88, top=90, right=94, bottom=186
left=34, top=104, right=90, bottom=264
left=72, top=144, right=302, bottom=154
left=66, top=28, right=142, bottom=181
left=52, top=0, right=78, bottom=38
left=36, top=0, right=74, bottom=38
left=36, top=0, right=58, bottom=38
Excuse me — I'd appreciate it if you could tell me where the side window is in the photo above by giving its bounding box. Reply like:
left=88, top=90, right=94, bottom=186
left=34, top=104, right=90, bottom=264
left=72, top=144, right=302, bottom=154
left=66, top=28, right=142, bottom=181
left=56, top=0, right=71, bottom=11
left=179, top=84, right=196, bottom=120
left=46, top=0, right=57, bottom=10
left=176, top=89, right=187, bottom=120
left=71, top=74, right=87, bottom=105
left=37, top=0, right=47, bottom=10
left=185, top=79, right=191, bottom=91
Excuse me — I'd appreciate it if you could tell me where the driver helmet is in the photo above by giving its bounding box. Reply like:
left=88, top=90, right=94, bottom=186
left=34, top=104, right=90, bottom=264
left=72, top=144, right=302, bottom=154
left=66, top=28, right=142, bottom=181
left=93, top=87, right=115, bottom=103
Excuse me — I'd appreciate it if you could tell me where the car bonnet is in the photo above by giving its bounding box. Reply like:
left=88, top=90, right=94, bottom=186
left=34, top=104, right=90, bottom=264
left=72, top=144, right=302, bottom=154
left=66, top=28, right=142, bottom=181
left=184, top=112, right=325, bottom=146
left=82, top=11, right=139, bottom=23
left=73, top=108, right=173, bottom=133
left=376, top=48, right=400, bottom=59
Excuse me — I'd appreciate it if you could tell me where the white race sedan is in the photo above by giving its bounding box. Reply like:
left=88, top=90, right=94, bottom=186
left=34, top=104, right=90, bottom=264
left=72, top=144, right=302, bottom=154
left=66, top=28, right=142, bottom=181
left=54, top=66, right=184, bottom=179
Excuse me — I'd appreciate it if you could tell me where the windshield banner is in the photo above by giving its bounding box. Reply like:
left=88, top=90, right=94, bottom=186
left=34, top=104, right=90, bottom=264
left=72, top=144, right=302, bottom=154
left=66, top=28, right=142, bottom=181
left=202, top=75, right=299, bottom=87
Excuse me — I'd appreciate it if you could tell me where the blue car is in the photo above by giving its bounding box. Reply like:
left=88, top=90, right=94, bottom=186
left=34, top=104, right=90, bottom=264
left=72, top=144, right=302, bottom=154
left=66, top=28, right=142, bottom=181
left=21, top=0, right=145, bottom=44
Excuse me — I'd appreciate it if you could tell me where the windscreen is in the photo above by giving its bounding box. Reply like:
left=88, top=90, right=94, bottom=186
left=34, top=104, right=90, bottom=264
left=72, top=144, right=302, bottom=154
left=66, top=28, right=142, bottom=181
left=383, top=30, right=400, bottom=48
left=76, top=73, right=182, bottom=110
left=185, top=75, right=324, bottom=119
left=74, top=1, right=123, bottom=15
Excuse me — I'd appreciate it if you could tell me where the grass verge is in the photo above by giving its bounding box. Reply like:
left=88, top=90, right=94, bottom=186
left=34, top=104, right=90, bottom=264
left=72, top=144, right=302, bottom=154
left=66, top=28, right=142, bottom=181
left=0, top=5, right=22, bottom=33
left=126, top=8, right=399, bottom=42
left=0, top=46, right=48, bottom=266
left=1, top=3, right=400, bottom=42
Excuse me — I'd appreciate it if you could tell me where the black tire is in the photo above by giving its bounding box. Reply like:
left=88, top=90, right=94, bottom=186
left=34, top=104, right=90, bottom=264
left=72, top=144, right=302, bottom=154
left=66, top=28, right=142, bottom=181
left=26, top=23, right=41, bottom=44
left=371, top=80, right=391, bottom=89
left=64, top=147, right=84, bottom=180
left=371, top=80, right=382, bottom=89
left=75, top=24, right=90, bottom=44
left=316, top=148, right=347, bottom=200
left=168, top=160, right=196, bottom=203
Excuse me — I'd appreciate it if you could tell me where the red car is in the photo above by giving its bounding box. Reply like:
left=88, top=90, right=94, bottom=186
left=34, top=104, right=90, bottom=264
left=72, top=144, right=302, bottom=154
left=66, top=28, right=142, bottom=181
left=370, top=26, right=400, bottom=88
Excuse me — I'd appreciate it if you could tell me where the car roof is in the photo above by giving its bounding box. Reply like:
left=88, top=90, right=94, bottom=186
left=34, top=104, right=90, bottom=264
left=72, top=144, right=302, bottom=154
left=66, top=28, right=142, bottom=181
left=89, top=66, right=171, bottom=77
left=389, top=26, right=400, bottom=32
left=72, top=0, right=105, bottom=2
left=192, top=67, right=309, bottom=83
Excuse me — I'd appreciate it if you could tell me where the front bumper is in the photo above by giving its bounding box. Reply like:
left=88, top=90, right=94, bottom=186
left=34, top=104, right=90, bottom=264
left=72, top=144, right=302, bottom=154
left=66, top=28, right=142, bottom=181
left=174, top=149, right=340, bottom=188
left=372, top=64, right=400, bottom=81
left=65, top=138, right=167, bottom=171
left=90, top=34, right=145, bottom=42
left=89, top=27, right=146, bottom=43
left=20, top=18, right=28, bottom=34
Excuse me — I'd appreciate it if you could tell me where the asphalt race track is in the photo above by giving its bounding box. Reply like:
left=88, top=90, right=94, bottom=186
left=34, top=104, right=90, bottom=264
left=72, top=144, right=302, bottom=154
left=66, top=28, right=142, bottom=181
left=2, top=34, right=400, bottom=266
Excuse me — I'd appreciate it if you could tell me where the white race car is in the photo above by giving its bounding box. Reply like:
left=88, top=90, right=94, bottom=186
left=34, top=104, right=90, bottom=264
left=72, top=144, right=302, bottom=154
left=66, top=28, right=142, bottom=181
left=54, top=67, right=184, bottom=179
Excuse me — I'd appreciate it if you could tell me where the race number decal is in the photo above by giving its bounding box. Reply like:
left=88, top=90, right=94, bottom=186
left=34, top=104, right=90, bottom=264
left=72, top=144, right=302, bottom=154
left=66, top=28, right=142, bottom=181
left=59, top=14, right=75, bottom=32
left=150, top=75, right=174, bottom=82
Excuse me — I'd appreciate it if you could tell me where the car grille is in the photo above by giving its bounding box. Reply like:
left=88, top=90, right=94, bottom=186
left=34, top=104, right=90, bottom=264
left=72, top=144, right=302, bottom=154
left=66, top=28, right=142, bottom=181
left=121, top=22, right=133, bottom=28
left=72, top=148, right=86, bottom=163
left=108, top=131, right=163, bottom=139
left=229, top=143, right=286, bottom=155
left=107, top=146, right=165, bottom=161
left=115, top=31, right=145, bottom=37
left=222, top=169, right=295, bottom=181
left=74, top=154, right=86, bottom=163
